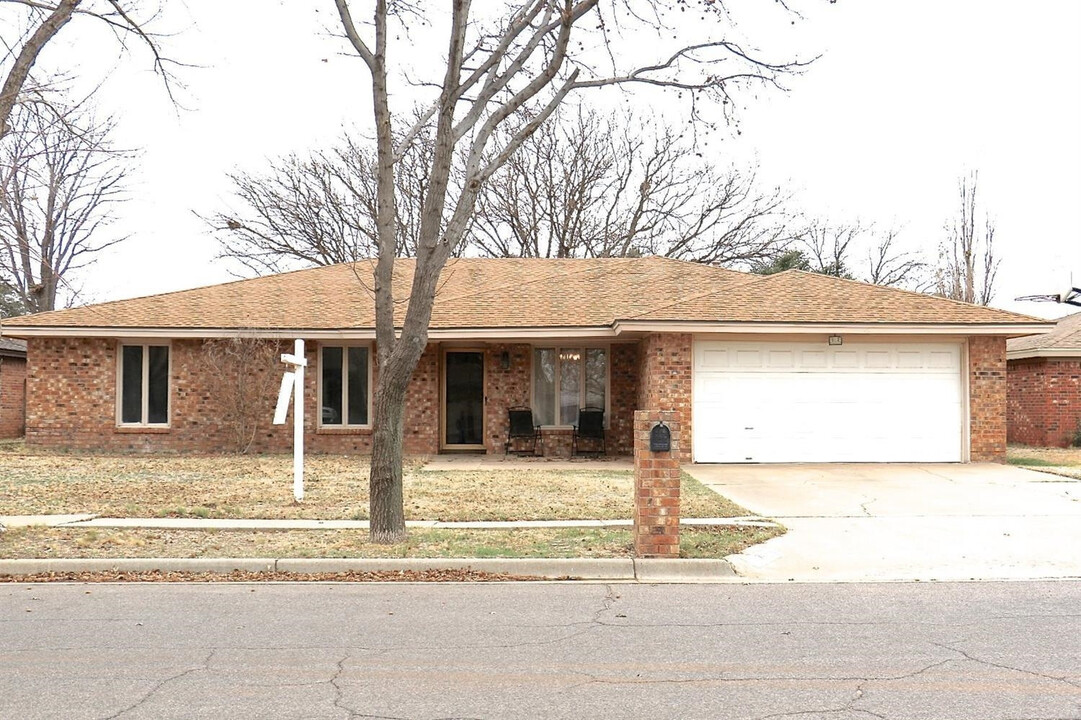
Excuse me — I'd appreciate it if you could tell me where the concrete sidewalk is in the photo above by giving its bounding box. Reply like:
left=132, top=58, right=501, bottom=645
left=1, top=515, right=777, bottom=530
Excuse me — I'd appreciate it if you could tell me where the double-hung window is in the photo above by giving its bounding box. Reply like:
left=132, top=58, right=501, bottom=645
left=320, top=345, right=370, bottom=427
left=532, top=347, right=607, bottom=426
left=118, top=343, right=170, bottom=425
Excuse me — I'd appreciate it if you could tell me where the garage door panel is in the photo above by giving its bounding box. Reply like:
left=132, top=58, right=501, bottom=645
left=693, top=341, right=964, bottom=463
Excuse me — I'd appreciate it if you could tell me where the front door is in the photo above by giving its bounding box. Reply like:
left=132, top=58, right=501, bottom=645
left=442, top=350, right=485, bottom=450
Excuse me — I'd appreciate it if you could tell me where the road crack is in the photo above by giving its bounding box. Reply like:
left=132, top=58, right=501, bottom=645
left=98, top=650, right=214, bottom=719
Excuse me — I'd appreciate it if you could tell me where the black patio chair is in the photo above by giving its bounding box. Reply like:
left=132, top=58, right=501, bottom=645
left=573, top=407, right=605, bottom=457
left=506, top=406, right=540, bottom=455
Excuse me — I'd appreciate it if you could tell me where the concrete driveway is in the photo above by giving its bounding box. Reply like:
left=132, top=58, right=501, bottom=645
left=685, top=463, right=1081, bottom=582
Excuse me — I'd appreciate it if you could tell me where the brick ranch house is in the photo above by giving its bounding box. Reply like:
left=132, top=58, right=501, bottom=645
left=1007, top=311, right=1081, bottom=447
left=0, top=257, right=1051, bottom=463
left=0, top=337, right=27, bottom=439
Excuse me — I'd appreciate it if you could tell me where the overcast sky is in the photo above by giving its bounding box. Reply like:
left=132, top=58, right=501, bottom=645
left=17, top=0, right=1081, bottom=319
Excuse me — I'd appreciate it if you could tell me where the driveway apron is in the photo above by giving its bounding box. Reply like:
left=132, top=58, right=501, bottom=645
left=685, top=463, right=1081, bottom=582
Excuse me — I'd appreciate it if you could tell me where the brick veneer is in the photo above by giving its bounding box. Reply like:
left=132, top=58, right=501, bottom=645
left=0, top=355, right=26, bottom=438
left=23, top=333, right=1012, bottom=462
left=25, top=337, right=439, bottom=454
left=968, top=336, right=1008, bottom=461
left=637, top=333, right=692, bottom=461
left=23, top=337, right=636, bottom=456
left=1007, top=357, right=1081, bottom=448
left=633, top=410, right=681, bottom=558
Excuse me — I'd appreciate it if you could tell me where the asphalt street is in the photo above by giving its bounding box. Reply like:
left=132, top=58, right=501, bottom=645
left=2, top=580, right=1079, bottom=719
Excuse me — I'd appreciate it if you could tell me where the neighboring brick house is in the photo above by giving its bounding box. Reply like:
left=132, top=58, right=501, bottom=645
left=0, top=337, right=27, bottom=438
left=1007, top=311, right=1081, bottom=447
left=0, top=257, right=1051, bottom=462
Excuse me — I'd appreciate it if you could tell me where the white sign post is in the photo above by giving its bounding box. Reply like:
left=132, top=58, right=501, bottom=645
left=273, top=339, right=307, bottom=502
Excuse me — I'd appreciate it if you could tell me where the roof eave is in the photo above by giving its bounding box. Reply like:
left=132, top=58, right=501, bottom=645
left=1007, top=348, right=1081, bottom=361
left=5, top=320, right=1056, bottom=340
left=612, top=320, right=1056, bottom=336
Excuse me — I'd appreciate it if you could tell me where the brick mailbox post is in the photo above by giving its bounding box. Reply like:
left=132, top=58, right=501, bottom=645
left=633, top=410, right=681, bottom=558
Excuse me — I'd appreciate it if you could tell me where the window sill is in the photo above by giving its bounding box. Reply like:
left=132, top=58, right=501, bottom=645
left=116, top=425, right=171, bottom=434
left=317, top=426, right=373, bottom=435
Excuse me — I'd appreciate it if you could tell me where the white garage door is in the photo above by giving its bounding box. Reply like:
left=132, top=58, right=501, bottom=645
left=693, top=341, right=964, bottom=463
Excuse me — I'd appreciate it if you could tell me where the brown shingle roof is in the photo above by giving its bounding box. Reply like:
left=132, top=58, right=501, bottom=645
left=1007, top=311, right=1081, bottom=355
left=0, top=257, right=1043, bottom=334
left=628, top=269, right=1037, bottom=325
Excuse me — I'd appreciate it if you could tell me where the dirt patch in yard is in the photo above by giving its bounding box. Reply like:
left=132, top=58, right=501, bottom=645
left=0, top=525, right=781, bottom=560
left=0, top=452, right=747, bottom=521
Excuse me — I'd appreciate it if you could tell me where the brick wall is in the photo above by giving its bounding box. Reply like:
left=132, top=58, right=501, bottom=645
left=1007, top=357, right=1081, bottom=448
left=608, top=343, right=638, bottom=455
left=969, top=336, right=1008, bottom=461
left=0, top=355, right=26, bottom=438
left=25, top=337, right=440, bottom=455
left=483, top=343, right=532, bottom=454
left=637, top=333, right=692, bottom=461
left=24, top=336, right=637, bottom=457
left=633, top=410, right=681, bottom=558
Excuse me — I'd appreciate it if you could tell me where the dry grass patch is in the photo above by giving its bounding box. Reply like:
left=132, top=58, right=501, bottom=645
left=0, top=451, right=749, bottom=521
left=1007, top=445, right=1081, bottom=479
left=0, top=525, right=781, bottom=560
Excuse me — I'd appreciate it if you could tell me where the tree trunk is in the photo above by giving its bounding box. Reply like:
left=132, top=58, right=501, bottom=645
left=369, top=367, right=408, bottom=543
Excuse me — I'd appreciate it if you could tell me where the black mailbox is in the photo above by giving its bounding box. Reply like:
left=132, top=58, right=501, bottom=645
left=649, top=422, right=671, bottom=453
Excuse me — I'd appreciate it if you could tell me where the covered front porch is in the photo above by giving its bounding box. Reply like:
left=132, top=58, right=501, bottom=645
left=430, top=333, right=687, bottom=460
left=434, top=340, right=639, bottom=458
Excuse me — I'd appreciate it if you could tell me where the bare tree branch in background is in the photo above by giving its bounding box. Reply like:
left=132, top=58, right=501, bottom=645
left=0, top=0, right=181, bottom=140
left=0, top=100, right=130, bottom=312
left=203, top=129, right=435, bottom=276
left=332, top=0, right=809, bottom=542
left=934, top=171, right=999, bottom=305
left=472, top=107, right=794, bottom=266
left=865, top=228, right=929, bottom=291
left=754, top=219, right=929, bottom=290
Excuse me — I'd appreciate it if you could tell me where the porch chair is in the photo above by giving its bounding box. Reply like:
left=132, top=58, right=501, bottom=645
left=506, top=406, right=540, bottom=455
left=573, top=407, right=605, bottom=457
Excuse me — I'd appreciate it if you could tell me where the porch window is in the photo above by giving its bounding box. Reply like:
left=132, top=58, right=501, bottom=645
left=532, top=347, right=607, bottom=426
left=118, top=343, right=169, bottom=425
left=321, top=345, right=370, bottom=426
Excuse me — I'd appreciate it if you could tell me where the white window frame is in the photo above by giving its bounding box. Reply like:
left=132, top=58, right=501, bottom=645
left=530, top=344, right=611, bottom=428
left=116, top=341, right=171, bottom=427
left=317, top=342, right=374, bottom=429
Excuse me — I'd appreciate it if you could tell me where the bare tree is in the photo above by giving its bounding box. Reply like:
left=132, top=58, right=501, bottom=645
left=934, top=171, right=999, bottom=305
left=864, top=228, right=928, bottom=290
left=205, top=130, right=436, bottom=275
left=0, top=0, right=180, bottom=140
left=770, top=219, right=928, bottom=290
left=199, top=335, right=282, bottom=454
left=0, top=100, right=129, bottom=312
left=330, top=0, right=808, bottom=542
left=472, top=108, right=794, bottom=265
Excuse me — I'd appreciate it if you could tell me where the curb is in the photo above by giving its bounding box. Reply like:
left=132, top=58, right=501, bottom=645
left=0, top=557, right=737, bottom=582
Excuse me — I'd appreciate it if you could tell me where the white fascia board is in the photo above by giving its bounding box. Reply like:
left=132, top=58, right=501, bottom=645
left=2, top=325, right=621, bottom=340
left=612, top=321, right=1056, bottom=336
left=6, top=321, right=1054, bottom=340
left=1007, top=348, right=1081, bottom=361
